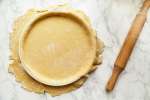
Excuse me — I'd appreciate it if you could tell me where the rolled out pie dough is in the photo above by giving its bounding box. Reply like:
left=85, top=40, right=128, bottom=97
left=9, top=5, right=104, bottom=96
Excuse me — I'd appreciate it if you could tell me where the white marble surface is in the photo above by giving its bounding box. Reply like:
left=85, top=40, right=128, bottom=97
left=0, top=0, right=150, bottom=100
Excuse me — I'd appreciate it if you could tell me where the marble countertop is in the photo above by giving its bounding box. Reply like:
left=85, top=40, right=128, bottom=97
left=0, top=0, right=150, bottom=100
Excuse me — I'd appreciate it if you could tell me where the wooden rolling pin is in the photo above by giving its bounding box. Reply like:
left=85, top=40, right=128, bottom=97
left=106, top=0, right=150, bottom=92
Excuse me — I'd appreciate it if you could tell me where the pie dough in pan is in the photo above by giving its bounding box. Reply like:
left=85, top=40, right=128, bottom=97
left=9, top=5, right=104, bottom=96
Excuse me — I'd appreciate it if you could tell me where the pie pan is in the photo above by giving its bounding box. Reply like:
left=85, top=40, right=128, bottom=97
left=19, top=11, right=96, bottom=86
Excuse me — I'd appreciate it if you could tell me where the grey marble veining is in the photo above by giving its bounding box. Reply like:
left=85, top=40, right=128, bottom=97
left=0, top=0, right=150, bottom=100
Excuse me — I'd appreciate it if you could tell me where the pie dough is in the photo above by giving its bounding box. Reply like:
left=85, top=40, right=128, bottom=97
left=9, top=5, right=104, bottom=96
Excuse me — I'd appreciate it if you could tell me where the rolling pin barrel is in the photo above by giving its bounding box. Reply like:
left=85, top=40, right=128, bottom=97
left=106, top=0, right=150, bottom=92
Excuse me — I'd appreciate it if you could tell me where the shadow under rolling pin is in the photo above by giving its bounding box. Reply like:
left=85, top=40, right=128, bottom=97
left=106, top=0, right=150, bottom=92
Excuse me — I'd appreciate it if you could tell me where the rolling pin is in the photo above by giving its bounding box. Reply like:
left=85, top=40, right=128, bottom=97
left=106, top=0, right=150, bottom=92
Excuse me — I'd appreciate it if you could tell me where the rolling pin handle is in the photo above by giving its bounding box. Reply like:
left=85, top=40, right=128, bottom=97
left=106, top=66, right=123, bottom=92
